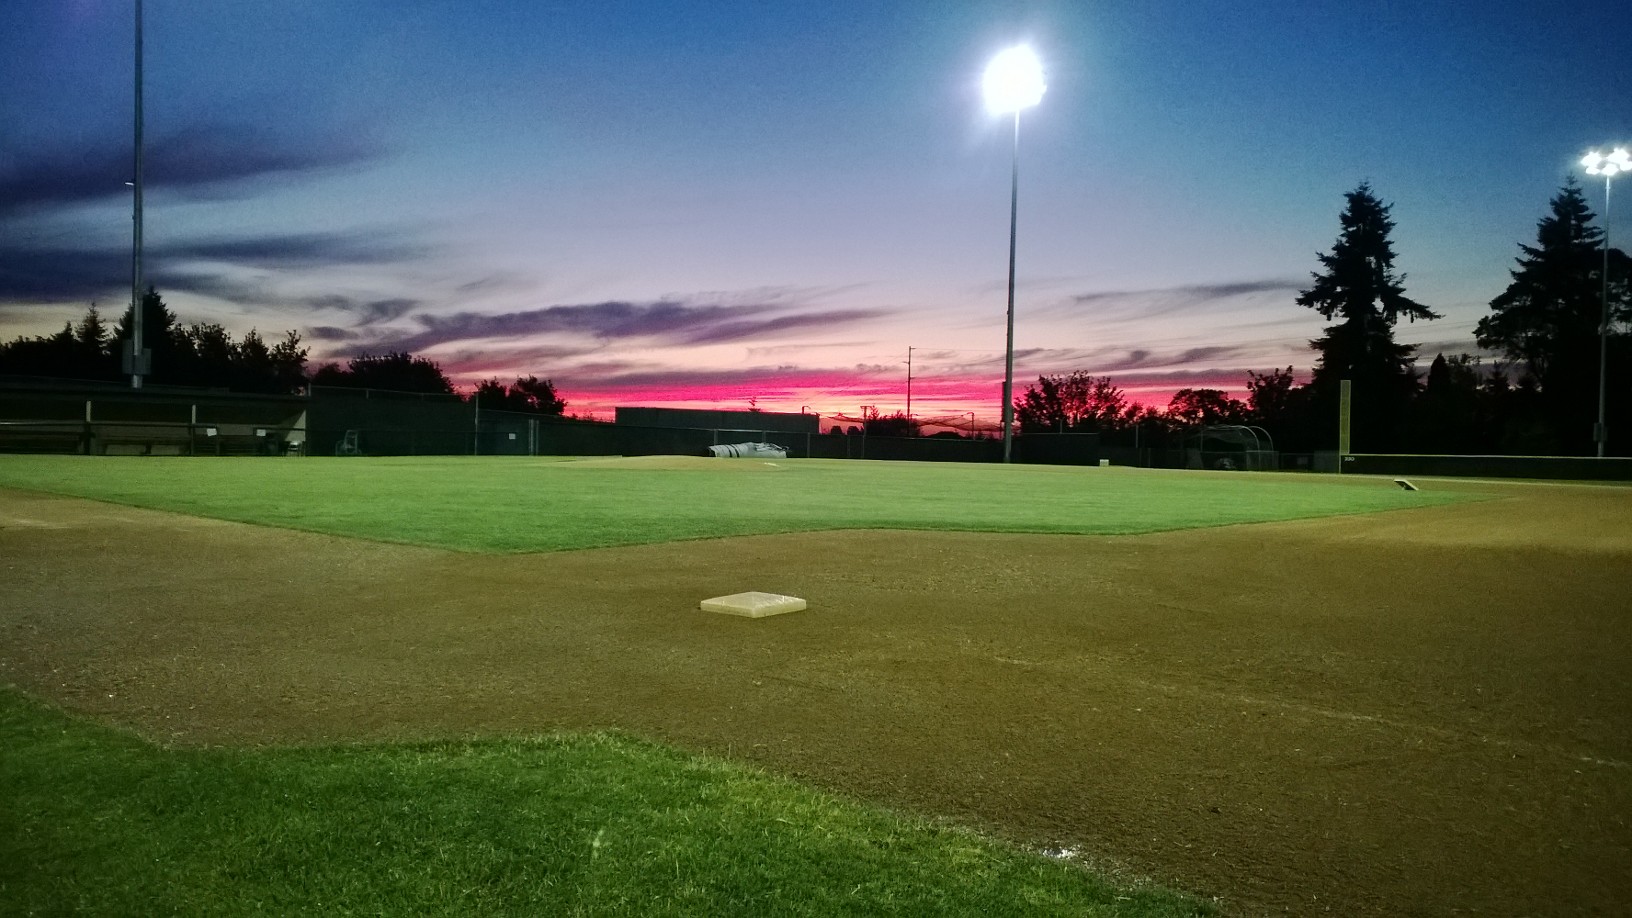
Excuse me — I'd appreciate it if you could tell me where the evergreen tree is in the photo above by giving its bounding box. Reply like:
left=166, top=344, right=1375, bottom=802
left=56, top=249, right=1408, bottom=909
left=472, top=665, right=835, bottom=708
left=75, top=305, right=109, bottom=354
left=112, top=287, right=183, bottom=382
left=1475, top=179, right=1631, bottom=453
left=1297, top=183, right=1438, bottom=450
left=71, top=303, right=117, bottom=380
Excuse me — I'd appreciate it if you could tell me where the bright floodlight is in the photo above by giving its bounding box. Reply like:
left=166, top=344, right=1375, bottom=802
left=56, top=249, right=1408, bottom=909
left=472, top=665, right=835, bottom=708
left=983, top=46, right=1046, bottom=115
left=1583, top=147, right=1632, bottom=177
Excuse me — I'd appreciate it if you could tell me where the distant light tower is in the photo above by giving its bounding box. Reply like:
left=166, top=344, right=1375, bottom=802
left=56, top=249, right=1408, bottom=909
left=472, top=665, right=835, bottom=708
left=1583, top=147, right=1630, bottom=458
left=983, top=45, right=1046, bottom=463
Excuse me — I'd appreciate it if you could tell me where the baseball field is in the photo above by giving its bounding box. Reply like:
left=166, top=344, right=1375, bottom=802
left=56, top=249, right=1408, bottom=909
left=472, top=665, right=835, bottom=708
left=2, top=455, right=1628, bottom=915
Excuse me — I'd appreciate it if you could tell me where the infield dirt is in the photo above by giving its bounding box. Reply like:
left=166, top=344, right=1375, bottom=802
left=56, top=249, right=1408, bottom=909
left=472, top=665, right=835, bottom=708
left=2, top=478, right=1629, bottom=915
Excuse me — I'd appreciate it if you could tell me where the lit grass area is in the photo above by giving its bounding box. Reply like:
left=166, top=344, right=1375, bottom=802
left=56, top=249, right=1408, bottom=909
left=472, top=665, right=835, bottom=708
left=0, top=688, right=1209, bottom=917
left=0, top=455, right=1479, bottom=552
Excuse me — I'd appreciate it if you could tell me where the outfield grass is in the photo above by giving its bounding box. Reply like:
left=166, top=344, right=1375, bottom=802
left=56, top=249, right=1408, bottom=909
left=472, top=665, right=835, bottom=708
left=0, top=455, right=1477, bottom=552
left=0, top=688, right=1209, bottom=917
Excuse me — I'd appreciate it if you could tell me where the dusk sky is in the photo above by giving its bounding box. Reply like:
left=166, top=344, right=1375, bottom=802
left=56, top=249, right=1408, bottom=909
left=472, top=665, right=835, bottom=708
left=2, top=1, right=1627, bottom=425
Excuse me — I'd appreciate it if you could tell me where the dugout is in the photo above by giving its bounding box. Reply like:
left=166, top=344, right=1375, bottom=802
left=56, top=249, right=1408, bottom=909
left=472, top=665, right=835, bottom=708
left=0, top=378, right=307, bottom=455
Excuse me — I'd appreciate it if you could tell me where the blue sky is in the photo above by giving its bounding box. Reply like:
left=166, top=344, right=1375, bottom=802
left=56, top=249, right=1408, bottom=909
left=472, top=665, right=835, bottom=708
left=2, top=1, right=1627, bottom=423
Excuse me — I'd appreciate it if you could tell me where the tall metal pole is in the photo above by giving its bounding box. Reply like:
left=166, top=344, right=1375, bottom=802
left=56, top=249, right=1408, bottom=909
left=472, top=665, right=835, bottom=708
left=129, top=0, right=145, bottom=389
left=1597, top=174, right=1612, bottom=458
left=1001, top=110, right=1020, bottom=463
left=906, top=346, right=913, bottom=418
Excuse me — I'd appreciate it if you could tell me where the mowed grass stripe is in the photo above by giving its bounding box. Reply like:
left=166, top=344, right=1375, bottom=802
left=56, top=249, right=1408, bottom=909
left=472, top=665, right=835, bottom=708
left=0, top=688, right=1210, bottom=917
left=0, top=455, right=1476, bottom=553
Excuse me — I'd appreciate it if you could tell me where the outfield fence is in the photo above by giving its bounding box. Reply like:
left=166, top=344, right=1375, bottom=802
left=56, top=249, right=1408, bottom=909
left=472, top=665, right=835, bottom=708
left=1340, top=453, right=1632, bottom=480
left=9, top=379, right=1627, bottom=479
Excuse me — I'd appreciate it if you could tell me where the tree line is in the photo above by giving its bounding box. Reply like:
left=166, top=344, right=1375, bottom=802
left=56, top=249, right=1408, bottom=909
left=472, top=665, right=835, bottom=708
left=0, top=291, right=308, bottom=395
left=1015, top=179, right=1631, bottom=456
left=0, top=288, right=566, bottom=416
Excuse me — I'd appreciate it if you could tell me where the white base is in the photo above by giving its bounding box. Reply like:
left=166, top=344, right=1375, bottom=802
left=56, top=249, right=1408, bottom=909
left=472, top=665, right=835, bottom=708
left=700, top=591, right=807, bottom=618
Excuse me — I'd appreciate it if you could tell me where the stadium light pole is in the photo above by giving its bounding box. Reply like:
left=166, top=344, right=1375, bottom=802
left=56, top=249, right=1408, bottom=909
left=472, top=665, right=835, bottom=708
left=1583, top=147, right=1630, bottom=458
left=983, top=45, right=1046, bottom=463
left=129, top=0, right=145, bottom=389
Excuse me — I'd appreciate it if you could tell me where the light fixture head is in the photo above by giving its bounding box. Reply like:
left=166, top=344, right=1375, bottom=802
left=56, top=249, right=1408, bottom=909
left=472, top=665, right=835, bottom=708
left=983, top=45, right=1046, bottom=116
left=1583, top=147, right=1632, bottom=177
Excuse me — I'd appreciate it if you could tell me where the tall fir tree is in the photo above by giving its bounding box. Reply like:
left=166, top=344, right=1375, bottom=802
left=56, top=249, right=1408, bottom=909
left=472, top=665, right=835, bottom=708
left=1296, top=183, right=1438, bottom=451
left=112, top=287, right=182, bottom=382
left=1475, top=179, right=1631, bottom=453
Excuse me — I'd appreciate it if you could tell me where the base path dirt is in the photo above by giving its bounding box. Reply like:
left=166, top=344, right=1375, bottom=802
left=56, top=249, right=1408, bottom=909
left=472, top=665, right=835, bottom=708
left=3, top=480, right=1629, bottom=916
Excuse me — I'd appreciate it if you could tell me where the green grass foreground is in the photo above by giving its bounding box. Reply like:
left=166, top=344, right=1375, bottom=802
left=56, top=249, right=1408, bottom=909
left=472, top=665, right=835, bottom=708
left=0, top=455, right=1475, bottom=552
left=0, top=688, right=1209, bottom=917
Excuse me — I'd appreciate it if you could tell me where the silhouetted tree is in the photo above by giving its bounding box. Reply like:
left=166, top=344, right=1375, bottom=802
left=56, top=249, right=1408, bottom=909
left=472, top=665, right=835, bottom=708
left=512, top=375, right=565, bottom=414
left=1476, top=179, right=1631, bottom=454
left=0, top=324, right=73, bottom=377
left=1298, top=184, right=1439, bottom=451
left=864, top=409, right=920, bottom=437
left=1403, top=353, right=1490, bottom=453
left=268, top=331, right=309, bottom=394
left=112, top=287, right=183, bottom=380
left=0, top=292, right=306, bottom=392
left=171, top=322, right=235, bottom=387
left=1165, top=388, right=1247, bottom=428
left=73, top=305, right=115, bottom=378
left=1014, top=372, right=1136, bottom=433
left=235, top=329, right=273, bottom=392
left=1244, top=366, right=1315, bottom=450
left=1, top=302, right=121, bottom=380
left=473, top=378, right=515, bottom=409
left=472, top=376, right=567, bottom=415
left=312, top=351, right=454, bottom=394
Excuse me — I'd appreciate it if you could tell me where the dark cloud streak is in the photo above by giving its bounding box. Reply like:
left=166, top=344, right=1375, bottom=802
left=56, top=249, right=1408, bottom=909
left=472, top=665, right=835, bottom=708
left=0, top=123, right=382, bottom=218
left=0, top=234, right=425, bottom=304
left=348, top=300, right=887, bottom=354
left=1071, top=280, right=1302, bottom=306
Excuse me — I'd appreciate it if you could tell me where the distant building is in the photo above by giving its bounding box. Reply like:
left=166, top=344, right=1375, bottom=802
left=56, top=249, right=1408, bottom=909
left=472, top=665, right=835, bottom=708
left=614, top=407, right=819, bottom=435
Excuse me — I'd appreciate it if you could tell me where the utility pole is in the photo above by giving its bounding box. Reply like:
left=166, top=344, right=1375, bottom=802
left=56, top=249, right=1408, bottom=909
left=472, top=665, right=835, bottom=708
left=906, top=346, right=913, bottom=418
